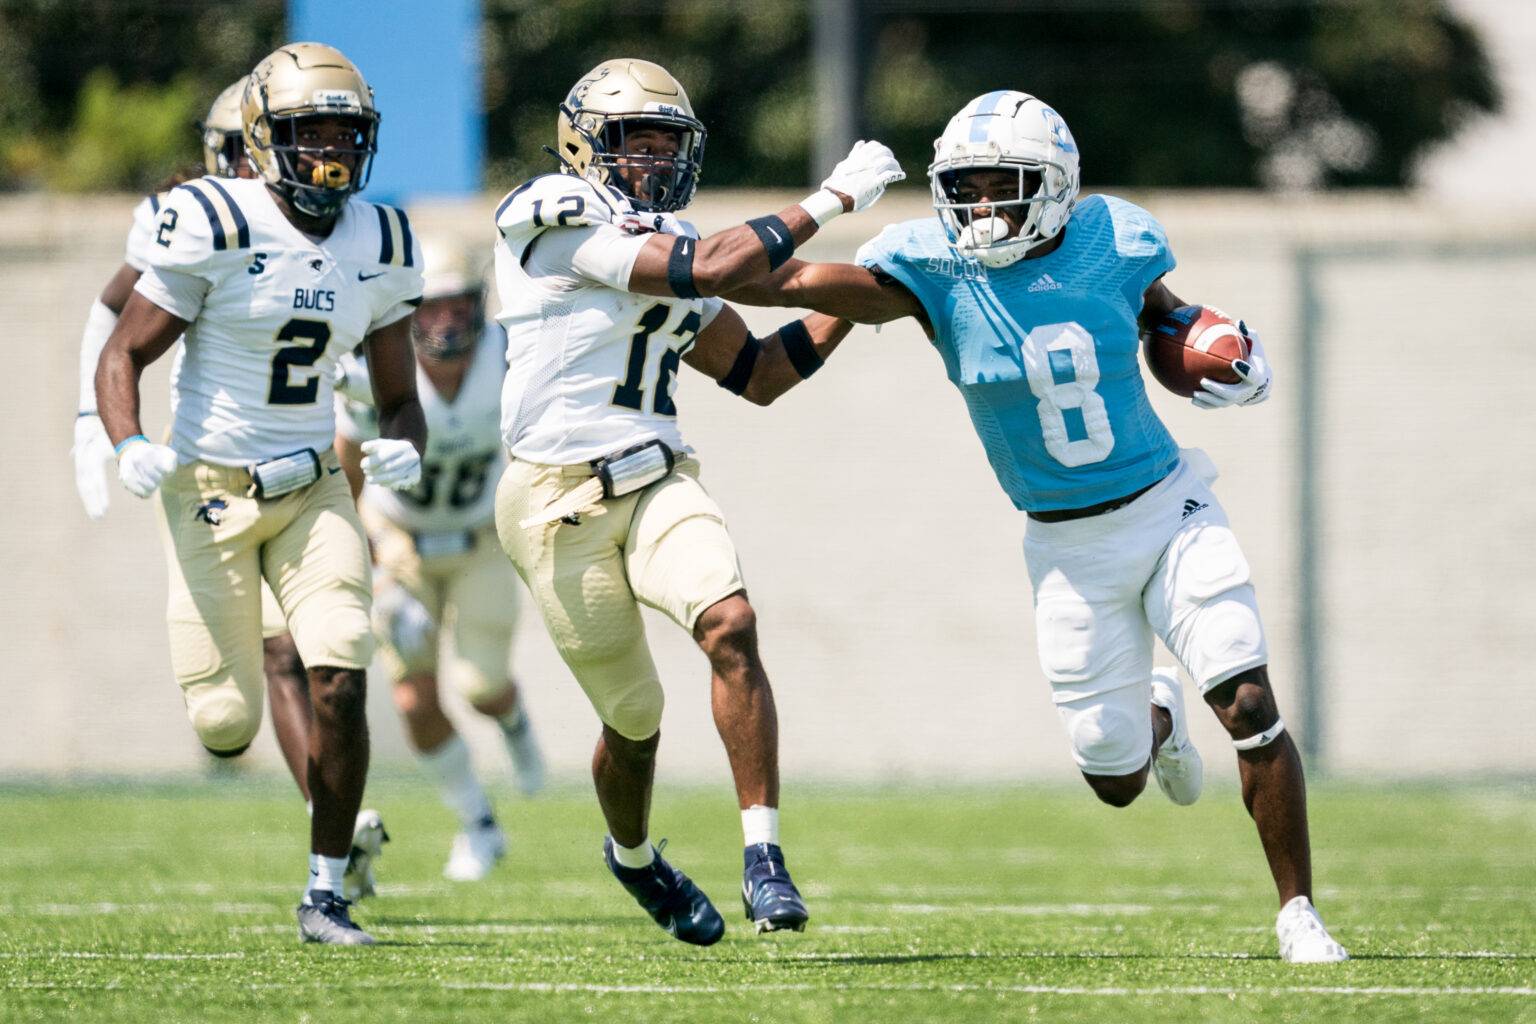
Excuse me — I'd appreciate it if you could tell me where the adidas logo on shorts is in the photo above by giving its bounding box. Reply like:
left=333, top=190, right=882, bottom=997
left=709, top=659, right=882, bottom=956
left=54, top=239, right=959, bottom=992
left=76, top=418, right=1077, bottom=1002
left=1027, top=274, right=1063, bottom=293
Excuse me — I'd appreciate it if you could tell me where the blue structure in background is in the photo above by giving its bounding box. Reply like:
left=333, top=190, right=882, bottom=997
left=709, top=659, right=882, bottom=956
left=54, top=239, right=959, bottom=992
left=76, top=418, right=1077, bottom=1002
left=289, top=0, right=482, bottom=203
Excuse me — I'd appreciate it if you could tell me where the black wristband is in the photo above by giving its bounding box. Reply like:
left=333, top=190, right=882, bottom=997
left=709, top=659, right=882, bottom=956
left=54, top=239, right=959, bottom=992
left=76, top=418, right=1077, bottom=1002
left=717, top=334, right=761, bottom=395
left=666, top=235, right=699, bottom=299
left=778, top=320, right=823, bottom=379
left=746, top=214, right=795, bottom=271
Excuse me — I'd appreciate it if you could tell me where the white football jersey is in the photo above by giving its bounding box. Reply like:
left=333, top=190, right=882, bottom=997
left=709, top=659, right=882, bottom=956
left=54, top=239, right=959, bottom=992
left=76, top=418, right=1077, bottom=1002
left=336, top=326, right=508, bottom=533
left=124, top=193, right=167, bottom=272
left=493, top=173, right=722, bottom=465
left=134, top=176, right=423, bottom=467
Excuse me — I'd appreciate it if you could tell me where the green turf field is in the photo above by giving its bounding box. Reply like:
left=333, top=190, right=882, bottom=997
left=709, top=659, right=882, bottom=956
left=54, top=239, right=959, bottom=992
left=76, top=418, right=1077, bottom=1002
left=1, top=776, right=1532, bottom=1023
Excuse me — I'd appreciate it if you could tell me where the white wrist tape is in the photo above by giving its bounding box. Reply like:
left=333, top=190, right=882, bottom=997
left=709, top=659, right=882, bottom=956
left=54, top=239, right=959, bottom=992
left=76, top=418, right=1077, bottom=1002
left=79, top=299, right=118, bottom=413
left=797, top=188, right=844, bottom=228
left=1232, top=716, right=1286, bottom=751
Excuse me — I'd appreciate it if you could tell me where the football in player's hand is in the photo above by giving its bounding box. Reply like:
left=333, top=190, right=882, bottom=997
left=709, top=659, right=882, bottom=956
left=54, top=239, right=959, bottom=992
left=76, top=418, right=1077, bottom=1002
left=1142, top=305, right=1250, bottom=398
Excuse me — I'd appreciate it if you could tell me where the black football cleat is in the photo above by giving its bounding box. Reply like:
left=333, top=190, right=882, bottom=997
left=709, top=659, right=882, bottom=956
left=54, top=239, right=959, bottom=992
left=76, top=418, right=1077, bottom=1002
left=741, top=842, right=809, bottom=934
left=296, top=889, right=376, bottom=946
left=603, top=837, right=725, bottom=946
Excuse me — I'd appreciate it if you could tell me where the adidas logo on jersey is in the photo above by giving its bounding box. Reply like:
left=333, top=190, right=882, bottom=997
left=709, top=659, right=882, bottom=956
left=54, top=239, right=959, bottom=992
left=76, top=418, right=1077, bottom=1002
left=1027, top=274, right=1063, bottom=293
left=1181, top=498, right=1209, bottom=520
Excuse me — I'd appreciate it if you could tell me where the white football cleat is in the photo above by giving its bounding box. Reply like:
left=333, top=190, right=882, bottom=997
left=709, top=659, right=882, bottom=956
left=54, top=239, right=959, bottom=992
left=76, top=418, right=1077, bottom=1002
left=1276, top=895, right=1349, bottom=963
left=342, top=809, right=389, bottom=902
left=443, top=821, right=508, bottom=882
left=503, top=712, right=547, bottom=797
left=1150, top=668, right=1203, bottom=806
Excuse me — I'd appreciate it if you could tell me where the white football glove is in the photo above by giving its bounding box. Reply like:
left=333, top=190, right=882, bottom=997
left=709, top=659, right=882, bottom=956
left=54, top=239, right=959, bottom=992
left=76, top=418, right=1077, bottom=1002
left=72, top=414, right=116, bottom=518
left=818, top=140, right=906, bottom=215
left=333, top=351, right=373, bottom=405
left=374, top=583, right=438, bottom=662
left=1193, top=322, right=1273, bottom=410
left=116, top=438, right=179, bottom=498
left=360, top=438, right=422, bottom=490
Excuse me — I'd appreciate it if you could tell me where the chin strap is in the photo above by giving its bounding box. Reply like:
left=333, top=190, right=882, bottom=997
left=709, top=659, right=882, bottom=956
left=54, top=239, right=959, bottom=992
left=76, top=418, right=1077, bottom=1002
left=1232, top=716, right=1286, bottom=751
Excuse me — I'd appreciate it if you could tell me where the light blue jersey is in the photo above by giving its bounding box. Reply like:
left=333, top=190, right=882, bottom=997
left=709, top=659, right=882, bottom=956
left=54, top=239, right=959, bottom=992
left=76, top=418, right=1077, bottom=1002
left=858, top=194, right=1180, bottom=512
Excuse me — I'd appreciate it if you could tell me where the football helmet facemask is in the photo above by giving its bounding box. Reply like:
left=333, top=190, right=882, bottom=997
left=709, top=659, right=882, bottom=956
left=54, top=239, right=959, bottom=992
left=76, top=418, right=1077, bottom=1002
left=930, top=91, right=1081, bottom=268
left=243, top=42, right=379, bottom=219
left=411, top=235, right=484, bottom=362
left=199, top=79, right=249, bottom=178
left=556, top=59, right=706, bottom=213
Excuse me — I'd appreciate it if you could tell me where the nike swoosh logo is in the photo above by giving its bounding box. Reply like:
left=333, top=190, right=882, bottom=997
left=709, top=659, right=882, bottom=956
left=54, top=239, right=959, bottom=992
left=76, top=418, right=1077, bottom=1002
left=680, top=241, right=690, bottom=256
left=327, top=466, right=343, bottom=474
left=766, top=226, right=783, bottom=244
left=358, top=270, right=387, bottom=281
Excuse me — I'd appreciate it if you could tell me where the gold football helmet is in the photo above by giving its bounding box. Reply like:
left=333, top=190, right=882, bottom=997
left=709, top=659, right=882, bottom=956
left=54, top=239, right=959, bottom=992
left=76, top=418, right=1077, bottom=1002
left=199, top=79, right=248, bottom=177
left=242, top=42, right=379, bottom=218
left=411, top=234, right=484, bottom=362
left=556, top=58, right=706, bottom=212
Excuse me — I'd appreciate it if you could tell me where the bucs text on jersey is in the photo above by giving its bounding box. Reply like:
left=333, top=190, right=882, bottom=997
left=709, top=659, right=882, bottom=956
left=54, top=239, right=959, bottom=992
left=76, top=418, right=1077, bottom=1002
left=134, top=175, right=423, bottom=467
left=336, top=327, right=508, bottom=534
left=492, top=174, right=723, bottom=465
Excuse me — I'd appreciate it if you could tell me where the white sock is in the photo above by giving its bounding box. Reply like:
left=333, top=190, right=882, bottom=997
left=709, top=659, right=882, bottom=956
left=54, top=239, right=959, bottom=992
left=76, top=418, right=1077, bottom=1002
left=610, top=837, right=655, bottom=869
left=305, top=852, right=349, bottom=901
left=742, top=804, right=779, bottom=847
left=418, top=733, right=494, bottom=828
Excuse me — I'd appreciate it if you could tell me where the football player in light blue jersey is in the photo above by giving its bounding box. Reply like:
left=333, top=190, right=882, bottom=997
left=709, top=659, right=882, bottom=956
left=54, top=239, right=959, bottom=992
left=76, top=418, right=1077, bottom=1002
left=728, top=91, right=1346, bottom=963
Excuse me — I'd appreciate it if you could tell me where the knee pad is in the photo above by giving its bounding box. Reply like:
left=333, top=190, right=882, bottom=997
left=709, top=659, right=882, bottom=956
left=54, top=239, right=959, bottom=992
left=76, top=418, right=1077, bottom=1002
left=1062, top=702, right=1148, bottom=775
left=599, top=676, right=666, bottom=742
left=299, top=605, right=375, bottom=670
left=186, top=687, right=261, bottom=754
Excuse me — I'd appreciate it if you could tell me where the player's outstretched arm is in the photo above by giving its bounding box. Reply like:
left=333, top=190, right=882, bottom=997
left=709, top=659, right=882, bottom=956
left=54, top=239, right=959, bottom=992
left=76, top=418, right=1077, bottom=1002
left=627, top=140, right=904, bottom=299
left=682, top=303, right=852, bottom=407
left=360, top=317, right=427, bottom=491
left=726, top=258, right=926, bottom=327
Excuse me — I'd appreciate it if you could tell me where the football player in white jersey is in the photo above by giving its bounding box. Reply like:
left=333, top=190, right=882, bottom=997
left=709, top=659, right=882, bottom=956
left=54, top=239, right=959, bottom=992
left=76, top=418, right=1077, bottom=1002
left=335, top=234, right=546, bottom=883
left=492, top=58, right=903, bottom=944
left=70, top=78, right=389, bottom=906
left=725, top=91, right=1346, bottom=963
left=95, top=43, right=426, bottom=946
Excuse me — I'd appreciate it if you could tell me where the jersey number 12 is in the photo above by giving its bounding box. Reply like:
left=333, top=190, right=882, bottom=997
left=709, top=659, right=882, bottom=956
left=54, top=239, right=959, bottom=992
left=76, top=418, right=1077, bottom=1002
left=611, top=302, right=701, bottom=416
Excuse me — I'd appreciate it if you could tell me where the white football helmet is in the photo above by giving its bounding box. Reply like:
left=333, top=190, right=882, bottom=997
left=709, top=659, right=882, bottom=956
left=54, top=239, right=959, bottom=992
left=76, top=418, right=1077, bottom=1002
left=199, top=79, right=248, bottom=177
left=929, top=91, right=1081, bottom=268
left=411, top=234, right=484, bottom=362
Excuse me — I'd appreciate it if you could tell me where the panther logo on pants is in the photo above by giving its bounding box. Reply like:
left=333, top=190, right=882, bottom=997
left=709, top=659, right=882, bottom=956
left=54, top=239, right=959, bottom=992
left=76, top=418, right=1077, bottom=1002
left=195, top=499, right=228, bottom=526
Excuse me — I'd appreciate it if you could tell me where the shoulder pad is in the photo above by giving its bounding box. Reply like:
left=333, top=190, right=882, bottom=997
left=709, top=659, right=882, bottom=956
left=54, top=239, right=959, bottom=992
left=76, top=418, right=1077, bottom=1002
left=145, top=179, right=251, bottom=271
left=856, top=221, right=923, bottom=269
left=125, top=192, right=170, bottom=270
left=494, top=174, right=623, bottom=240
left=1099, top=195, right=1170, bottom=259
left=365, top=202, right=419, bottom=269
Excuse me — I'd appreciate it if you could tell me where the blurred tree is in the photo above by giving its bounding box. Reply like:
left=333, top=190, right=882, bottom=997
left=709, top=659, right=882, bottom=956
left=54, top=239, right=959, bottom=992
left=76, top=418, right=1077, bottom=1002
left=0, top=0, right=1500, bottom=193
left=484, top=0, right=1499, bottom=193
left=0, top=0, right=284, bottom=191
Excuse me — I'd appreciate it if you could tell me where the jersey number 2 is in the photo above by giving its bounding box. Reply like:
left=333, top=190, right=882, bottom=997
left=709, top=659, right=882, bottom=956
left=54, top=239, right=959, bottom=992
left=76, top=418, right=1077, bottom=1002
left=611, top=303, right=700, bottom=416
left=268, top=318, right=331, bottom=406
